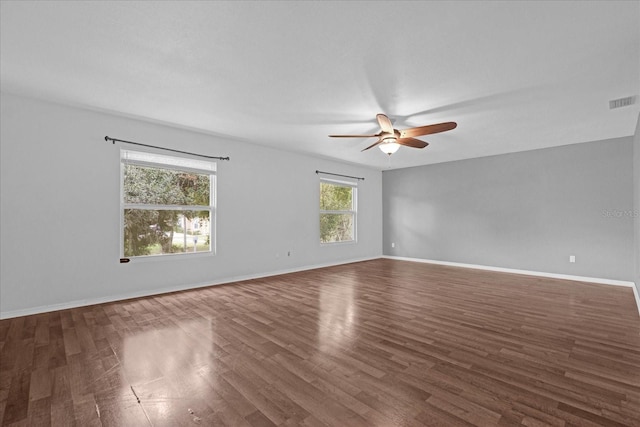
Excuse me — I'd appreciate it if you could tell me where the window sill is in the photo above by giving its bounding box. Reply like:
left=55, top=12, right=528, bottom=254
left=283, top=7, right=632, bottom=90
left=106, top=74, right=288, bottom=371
left=121, top=251, right=215, bottom=263
left=320, top=240, right=357, bottom=247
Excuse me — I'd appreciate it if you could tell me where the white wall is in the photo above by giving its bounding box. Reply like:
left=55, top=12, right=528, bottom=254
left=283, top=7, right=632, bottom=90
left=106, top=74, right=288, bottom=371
left=0, top=93, right=382, bottom=318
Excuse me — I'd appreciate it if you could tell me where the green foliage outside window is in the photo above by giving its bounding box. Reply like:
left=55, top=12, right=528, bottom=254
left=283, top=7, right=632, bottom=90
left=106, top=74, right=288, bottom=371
left=320, top=182, right=355, bottom=243
left=123, top=164, right=211, bottom=256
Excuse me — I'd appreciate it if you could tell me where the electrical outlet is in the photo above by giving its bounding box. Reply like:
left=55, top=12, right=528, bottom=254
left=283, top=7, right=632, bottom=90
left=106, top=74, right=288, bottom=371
left=391, top=242, right=395, bottom=248
left=569, top=255, right=575, bottom=263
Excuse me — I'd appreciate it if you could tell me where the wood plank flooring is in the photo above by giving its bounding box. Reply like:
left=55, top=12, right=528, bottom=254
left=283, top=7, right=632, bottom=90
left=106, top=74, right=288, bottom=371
left=1, top=258, right=639, bottom=426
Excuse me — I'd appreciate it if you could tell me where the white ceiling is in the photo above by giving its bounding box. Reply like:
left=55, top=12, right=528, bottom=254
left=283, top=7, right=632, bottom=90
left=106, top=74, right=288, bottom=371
left=1, top=1, right=639, bottom=170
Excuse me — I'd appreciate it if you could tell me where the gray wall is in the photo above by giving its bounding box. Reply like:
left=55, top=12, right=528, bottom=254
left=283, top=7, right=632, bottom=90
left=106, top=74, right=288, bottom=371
left=383, top=138, right=634, bottom=281
left=634, top=113, right=640, bottom=304
left=0, top=93, right=383, bottom=317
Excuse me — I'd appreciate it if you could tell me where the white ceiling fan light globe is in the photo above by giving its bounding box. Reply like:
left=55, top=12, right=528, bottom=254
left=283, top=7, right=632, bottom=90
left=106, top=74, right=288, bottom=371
left=379, top=138, right=400, bottom=155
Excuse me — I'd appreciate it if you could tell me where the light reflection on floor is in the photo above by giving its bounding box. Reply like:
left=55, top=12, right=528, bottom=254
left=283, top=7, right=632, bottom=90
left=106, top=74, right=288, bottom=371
left=120, top=319, right=217, bottom=424
left=318, top=278, right=357, bottom=354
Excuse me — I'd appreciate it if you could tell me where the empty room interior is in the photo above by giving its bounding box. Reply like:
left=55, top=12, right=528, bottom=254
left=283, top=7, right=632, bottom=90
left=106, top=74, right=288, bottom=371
left=1, top=1, right=639, bottom=426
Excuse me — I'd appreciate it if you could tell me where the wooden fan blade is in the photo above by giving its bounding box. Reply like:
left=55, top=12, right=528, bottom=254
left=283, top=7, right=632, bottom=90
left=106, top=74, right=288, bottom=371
left=397, top=137, right=429, bottom=149
left=400, top=122, right=457, bottom=138
left=361, top=140, right=383, bottom=151
left=329, top=134, right=378, bottom=138
left=376, top=114, right=394, bottom=134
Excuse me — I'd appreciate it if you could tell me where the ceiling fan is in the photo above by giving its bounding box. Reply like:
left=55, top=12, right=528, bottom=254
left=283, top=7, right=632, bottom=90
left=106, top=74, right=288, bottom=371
left=329, top=113, right=457, bottom=155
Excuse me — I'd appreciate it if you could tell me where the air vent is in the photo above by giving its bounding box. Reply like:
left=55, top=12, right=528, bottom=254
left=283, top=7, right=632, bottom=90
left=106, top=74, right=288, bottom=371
left=609, top=96, right=636, bottom=109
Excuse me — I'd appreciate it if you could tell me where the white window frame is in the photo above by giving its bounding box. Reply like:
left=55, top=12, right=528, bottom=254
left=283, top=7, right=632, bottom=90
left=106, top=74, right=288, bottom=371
left=319, top=177, right=358, bottom=245
left=120, top=149, right=217, bottom=260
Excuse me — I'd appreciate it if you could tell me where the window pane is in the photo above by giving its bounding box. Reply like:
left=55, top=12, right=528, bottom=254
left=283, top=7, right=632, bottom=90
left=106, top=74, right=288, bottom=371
left=320, top=213, right=354, bottom=243
left=320, top=182, right=352, bottom=211
left=124, top=209, right=211, bottom=256
left=183, top=211, right=211, bottom=253
left=124, top=164, right=210, bottom=206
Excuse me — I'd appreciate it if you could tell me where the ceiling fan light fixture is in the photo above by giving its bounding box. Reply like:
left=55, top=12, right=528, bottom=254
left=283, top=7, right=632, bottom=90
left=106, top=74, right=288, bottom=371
left=329, top=113, right=456, bottom=155
left=379, top=137, right=400, bottom=155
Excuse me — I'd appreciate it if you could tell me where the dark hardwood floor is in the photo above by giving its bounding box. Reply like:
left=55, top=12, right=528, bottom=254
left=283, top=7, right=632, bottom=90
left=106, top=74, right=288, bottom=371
left=1, top=259, right=639, bottom=426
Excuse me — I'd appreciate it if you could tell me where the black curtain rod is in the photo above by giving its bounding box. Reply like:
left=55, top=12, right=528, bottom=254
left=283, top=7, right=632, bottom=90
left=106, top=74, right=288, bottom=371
left=316, top=170, right=364, bottom=181
left=105, top=136, right=230, bottom=161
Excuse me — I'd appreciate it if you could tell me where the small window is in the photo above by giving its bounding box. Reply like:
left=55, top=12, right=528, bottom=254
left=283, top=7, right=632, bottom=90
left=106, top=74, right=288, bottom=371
left=320, top=178, right=357, bottom=243
left=120, top=150, right=216, bottom=258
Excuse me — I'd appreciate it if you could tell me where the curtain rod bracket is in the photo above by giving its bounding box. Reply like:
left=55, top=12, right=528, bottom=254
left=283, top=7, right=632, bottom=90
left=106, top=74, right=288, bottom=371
left=105, top=136, right=230, bottom=161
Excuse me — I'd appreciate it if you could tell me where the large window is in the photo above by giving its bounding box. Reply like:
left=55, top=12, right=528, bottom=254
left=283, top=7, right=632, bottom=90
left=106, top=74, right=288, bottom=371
left=121, top=150, right=216, bottom=258
left=320, top=178, right=357, bottom=243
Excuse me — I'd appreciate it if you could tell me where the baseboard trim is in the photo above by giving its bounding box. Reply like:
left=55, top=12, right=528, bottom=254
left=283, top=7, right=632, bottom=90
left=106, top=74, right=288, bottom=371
left=632, top=284, right=640, bottom=317
left=382, top=255, right=635, bottom=288
left=0, top=256, right=379, bottom=319
left=5, top=256, right=637, bottom=319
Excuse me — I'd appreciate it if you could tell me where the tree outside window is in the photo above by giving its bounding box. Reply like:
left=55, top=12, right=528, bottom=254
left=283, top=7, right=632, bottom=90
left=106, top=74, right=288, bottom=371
left=320, top=179, right=356, bottom=243
left=121, top=150, right=215, bottom=258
